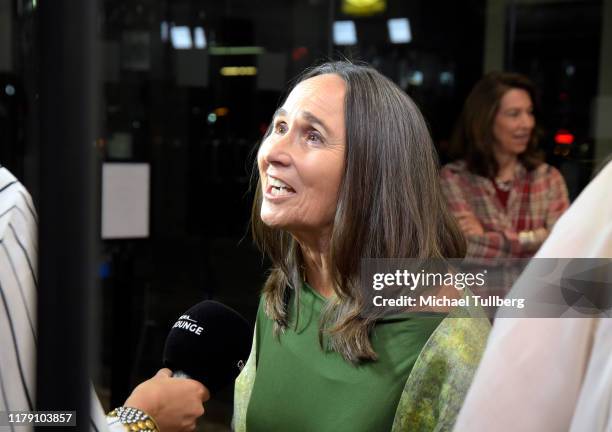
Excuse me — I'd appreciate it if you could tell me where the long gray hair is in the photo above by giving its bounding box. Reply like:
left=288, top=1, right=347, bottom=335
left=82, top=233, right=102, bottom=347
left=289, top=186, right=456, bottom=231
left=251, top=61, right=465, bottom=363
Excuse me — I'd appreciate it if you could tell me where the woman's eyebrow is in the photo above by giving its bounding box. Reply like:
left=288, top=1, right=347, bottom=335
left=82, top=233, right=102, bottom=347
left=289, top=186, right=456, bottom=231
left=301, top=110, right=330, bottom=135
left=272, top=108, right=331, bottom=136
left=273, top=107, right=288, bottom=119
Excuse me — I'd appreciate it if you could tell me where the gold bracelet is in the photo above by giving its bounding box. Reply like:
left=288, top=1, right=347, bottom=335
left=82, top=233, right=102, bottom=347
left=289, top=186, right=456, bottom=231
left=518, top=230, right=537, bottom=249
left=107, top=406, right=160, bottom=432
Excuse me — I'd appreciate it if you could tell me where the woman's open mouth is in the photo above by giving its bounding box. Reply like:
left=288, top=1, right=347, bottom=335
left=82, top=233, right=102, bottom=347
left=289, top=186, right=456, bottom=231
left=266, top=176, right=296, bottom=198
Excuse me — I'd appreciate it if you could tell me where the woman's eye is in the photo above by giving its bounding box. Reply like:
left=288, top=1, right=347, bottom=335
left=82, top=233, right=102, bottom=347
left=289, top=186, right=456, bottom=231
left=306, top=131, right=322, bottom=143
left=275, top=122, right=288, bottom=134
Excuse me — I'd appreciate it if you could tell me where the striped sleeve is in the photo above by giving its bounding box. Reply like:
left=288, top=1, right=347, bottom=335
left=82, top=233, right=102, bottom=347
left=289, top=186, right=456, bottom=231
left=0, top=168, right=113, bottom=432
left=0, top=168, right=39, bottom=431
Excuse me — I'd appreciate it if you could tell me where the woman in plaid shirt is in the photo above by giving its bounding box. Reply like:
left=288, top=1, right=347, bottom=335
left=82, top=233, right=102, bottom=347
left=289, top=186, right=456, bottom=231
left=441, top=72, right=570, bottom=260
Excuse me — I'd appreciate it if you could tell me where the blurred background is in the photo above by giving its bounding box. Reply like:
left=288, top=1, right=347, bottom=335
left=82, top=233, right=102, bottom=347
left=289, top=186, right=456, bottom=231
left=1, top=0, right=611, bottom=429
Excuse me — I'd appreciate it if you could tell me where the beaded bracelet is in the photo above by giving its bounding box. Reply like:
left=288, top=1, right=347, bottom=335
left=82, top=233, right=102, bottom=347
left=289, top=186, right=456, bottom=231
left=107, top=406, right=160, bottom=432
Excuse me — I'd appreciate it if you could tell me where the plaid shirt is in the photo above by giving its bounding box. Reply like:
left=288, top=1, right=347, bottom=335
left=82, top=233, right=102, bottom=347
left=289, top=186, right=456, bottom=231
left=440, top=160, right=569, bottom=260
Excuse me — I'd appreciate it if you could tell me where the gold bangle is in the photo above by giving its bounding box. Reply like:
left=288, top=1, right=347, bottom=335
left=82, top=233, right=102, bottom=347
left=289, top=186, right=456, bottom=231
left=518, top=230, right=537, bottom=249
left=107, top=406, right=160, bottom=432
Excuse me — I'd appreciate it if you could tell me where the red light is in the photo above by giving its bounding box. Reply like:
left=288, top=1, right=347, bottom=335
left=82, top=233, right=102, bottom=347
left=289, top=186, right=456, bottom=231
left=292, top=47, right=308, bottom=62
left=555, top=130, right=574, bottom=145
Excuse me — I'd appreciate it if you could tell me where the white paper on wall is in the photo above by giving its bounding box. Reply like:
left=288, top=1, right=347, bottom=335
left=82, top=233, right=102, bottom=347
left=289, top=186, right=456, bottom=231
left=101, top=163, right=150, bottom=239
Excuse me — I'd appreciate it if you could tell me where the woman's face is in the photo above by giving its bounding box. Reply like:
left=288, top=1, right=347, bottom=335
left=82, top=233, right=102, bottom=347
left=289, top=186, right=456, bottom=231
left=257, top=73, right=346, bottom=237
left=492, top=88, right=535, bottom=158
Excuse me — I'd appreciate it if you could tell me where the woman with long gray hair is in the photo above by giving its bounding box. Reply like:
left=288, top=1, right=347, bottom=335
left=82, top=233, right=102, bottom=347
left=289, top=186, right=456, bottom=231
left=232, top=61, right=489, bottom=431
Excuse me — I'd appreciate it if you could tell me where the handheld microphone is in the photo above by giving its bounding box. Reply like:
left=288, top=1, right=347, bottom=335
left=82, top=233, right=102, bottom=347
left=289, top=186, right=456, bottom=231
left=162, top=300, right=252, bottom=395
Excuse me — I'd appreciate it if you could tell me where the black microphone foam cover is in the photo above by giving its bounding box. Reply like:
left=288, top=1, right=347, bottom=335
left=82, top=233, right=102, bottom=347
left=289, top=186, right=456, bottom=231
left=163, top=300, right=252, bottom=395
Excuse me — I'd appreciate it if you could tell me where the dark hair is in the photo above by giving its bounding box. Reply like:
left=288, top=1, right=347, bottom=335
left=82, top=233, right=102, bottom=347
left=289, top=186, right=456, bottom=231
left=450, top=71, right=544, bottom=178
left=251, top=61, right=465, bottom=363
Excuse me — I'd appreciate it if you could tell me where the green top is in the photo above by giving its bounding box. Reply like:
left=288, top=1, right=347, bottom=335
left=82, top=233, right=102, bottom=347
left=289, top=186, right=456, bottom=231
left=234, top=285, right=491, bottom=432
left=245, top=283, right=446, bottom=432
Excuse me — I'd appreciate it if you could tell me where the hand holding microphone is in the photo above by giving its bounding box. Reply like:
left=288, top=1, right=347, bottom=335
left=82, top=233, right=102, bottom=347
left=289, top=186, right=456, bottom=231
left=117, top=300, right=251, bottom=432
left=124, top=368, right=209, bottom=432
left=162, top=300, right=253, bottom=395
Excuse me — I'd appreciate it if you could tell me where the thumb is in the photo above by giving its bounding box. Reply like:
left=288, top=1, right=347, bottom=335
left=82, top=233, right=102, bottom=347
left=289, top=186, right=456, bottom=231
left=155, top=368, right=173, bottom=378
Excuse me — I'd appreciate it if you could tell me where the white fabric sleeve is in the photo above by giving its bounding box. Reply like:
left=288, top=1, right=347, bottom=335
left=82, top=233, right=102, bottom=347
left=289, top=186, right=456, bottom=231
left=453, top=161, right=612, bottom=432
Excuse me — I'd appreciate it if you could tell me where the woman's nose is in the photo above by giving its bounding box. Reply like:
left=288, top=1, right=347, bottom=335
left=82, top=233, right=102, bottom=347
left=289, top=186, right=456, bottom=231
left=521, top=112, right=535, bottom=129
left=259, top=132, right=293, bottom=167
